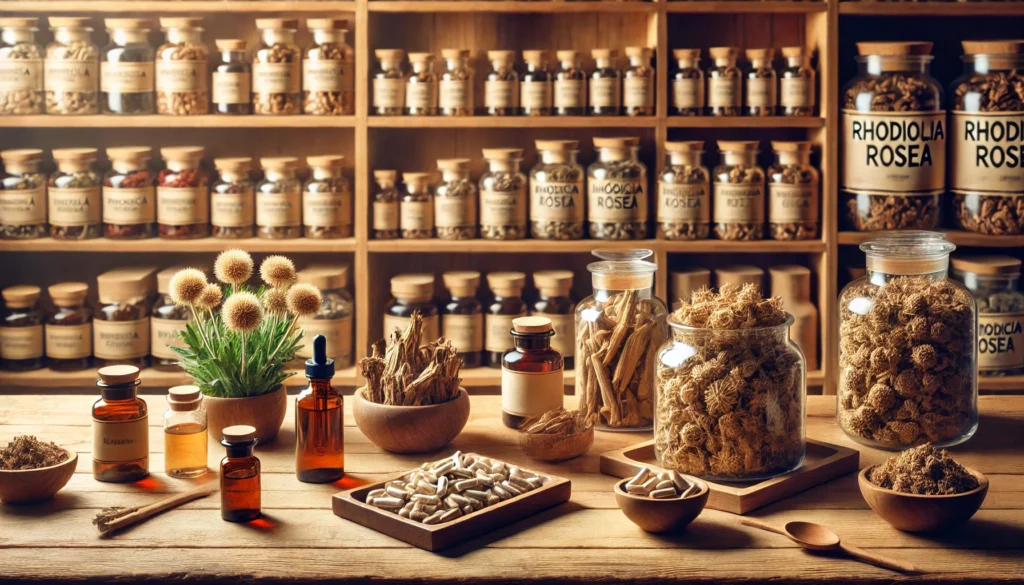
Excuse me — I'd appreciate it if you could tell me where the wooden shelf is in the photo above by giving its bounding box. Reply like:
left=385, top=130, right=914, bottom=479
left=666, top=116, right=825, bottom=128
left=0, top=237, right=356, bottom=254
left=368, top=116, right=659, bottom=129
left=668, top=1, right=826, bottom=13
left=368, top=238, right=825, bottom=254
left=979, top=375, right=1024, bottom=393
left=839, top=1, right=1024, bottom=16
left=369, top=1, right=657, bottom=13
left=0, top=1, right=356, bottom=13
left=838, top=230, right=1024, bottom=249
left=0, top=116, right=357, bottom=129
left=0, top=366, right=360, bottom=390
left=660, top=239, right=826, bottom=253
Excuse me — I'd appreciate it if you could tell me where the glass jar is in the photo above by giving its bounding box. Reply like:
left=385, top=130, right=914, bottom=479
left=399, top=172, right=434, bottom=239
left=253, top=18, right=301, bottom=115
left=152, top=266, right=191, bottom=372
left=575, top=249, right=668, bottom=431
left=0, top=17, right=44, bottom=115
left=304, top=155, right=352, bottom=239
left=303, top=18, right=354, bottom=116
left=257, top=157, right=302, bottom=240
left=587, top=137, right=648, bottom=240
left=372, top=169, right=400, bottom=239
left=439, top=48, right=473, bottom=117
left=442, top=270, right=483, bottom=369
left=623, top=46, right=654, bottom=117
left=372, top=48, right=405, bottom=116
left=101, top=18, right=155, bottom=115
left=768, top=141, right=819, bottom=241
left=657, top=141, right=710, bottom=241
left=532, top=270, right=575, bottom=370
left=671, top=48, right=703, bottom=117
left=104, top=146, right=156, bottom=239
left=484, top=50, right=517, bottom=116
left=45, top=17, right=99, bottom=115
left=842, top=42, right=944, bottom=232
left=164, top=385, right=208, bottom=479
left=0, top=148, right=47, bottom=240
left=707, top=46, right=740, bottom=117
left=158, top=146, right=209, bottom=240
left=713, top=140, right=765, bottom=241
left=384, top=274, right=439, bottom=342
left=485, top=271, right=528, bottom=368
left=745, top=48, right=776, bottom=117
left=94, top=266, right=155, bottom=369
left=405, top=52, right=438, bottom=116
left=521, top=50, right=552, bottom=117
left=156, top=17, right=208, bottom=116
left=554, top=50, right=586, bottom=117
left=434, top=158, right=477, bottom=240
left=589, top=48, right=620, bottom=116
left=211, top=157, right=255, bottom=239
left=951, top=255, right=1024, bottom=377
left=212, top=39, right=251, bottom=115
left=480, top=148, right=527, bottom=240
left=1, top=285, right=44, bottom=371
left=46, top=282, right=92, bottom=372
left=780, top=46, right=815, bottom=117
left=838, top=232, right=977, bottom=450
left=295, top=265, right=354, bottom=369
left=530, top=139, right=584, bottom=240
left=49, top=147, right=102, bottom=240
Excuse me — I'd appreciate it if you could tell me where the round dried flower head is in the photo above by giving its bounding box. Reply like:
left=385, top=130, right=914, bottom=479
left=196, top=284, right=223, bottom=311
left=262, top=287, right=288, bottom=315
left=214, top=249, right=254, bottom=285
left=260, top=255, right=296, bottom=288
left=286, top=283, right=322, bottom=317
left=222, top=291, right=264, bottom=333
left=169, top=268, right=208, bottom=306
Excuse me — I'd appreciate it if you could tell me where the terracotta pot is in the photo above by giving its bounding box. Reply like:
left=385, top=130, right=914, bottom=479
left=203, top=386, right=287, bottom=445
left=353, top=387, right=470, bottom=454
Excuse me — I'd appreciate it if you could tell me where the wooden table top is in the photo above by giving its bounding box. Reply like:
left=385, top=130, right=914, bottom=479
left=1, top=393, right=1022, bottom=584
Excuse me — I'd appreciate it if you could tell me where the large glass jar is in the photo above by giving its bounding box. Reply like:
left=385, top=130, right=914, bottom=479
left=256, top=157, right=302, bottom=240
left=49, top=147, right=102, bottom=240
left=842, top=42, right=944, bottom=232
left=623, top=46, right=654, bottom=117
left=553, top=50, right=586, bottom=116
left=707, top=46, right=740, bottom=117
left=46, top=282, right=92, bottom=372
left=520, top=50, right=552, bottom=117
left=657, top=141, right=710, bottom=241
left=399, top=172, right=434, bottom=239
left=780, top=46, right=815, bottom=117
left=253, top=18, right=301, bottom=115
left=212, top=39, right=250, bottom=115
left=439, top=48, right=473, bottom=117
left=94, top=266, right=155, bottom=370
left=484, top=50, right=517, bottom=116
left=0, top=148, right=47, bottom=240
left=713, top=140, right=765, bottom=241
left=157, top=146, right=209, bottom=240
left=152, top=266, right=191, bottom=372
left=767, top=141, right=819, bottom=241
left=372, top=169, right=400, bottom=239
left=530, top=139, right=584, bottom=240
left=434, top=158, right=477, bottom=240
left=295, top=264, right=354, bottom=368
left=405, top=52, right=438, bottom=116
left=589, top=48, right=620, bottom=116
left=1, top=285, right=44, bottom=372
left=575, top=249, right=668, bottom=431
left=587, top=136, right=648, bottom=240
left=372, top=48, right=405, bottom=116
left=480, top=148, right=527, bottom=240
left=211, top=157, right=255, bottom=239
left=0, top=17, right=44, bottom=115
left=45, top=16, right=99, bottom=115
left=104, top=146, right=156, bottom=239
left=951, top=255, right=1024, bottom=377
left=304, top=155, right=352, bottom=239
left=303, top=18, right=354, bottom=116
left=671, top=48, right=703, bottom=117
left=156, top=17, right=208, bottom=116
left=838, top=232, right=977, bottom=450
left=101, top=18, right=155, bottom=115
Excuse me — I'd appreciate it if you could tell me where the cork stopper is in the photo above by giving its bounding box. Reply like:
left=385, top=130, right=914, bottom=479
left=159, top=17, right=203, bottom=30
left=745, top=48, right=774, bottom=62
left=375, top=48, right=405, bottom=61
left=97, top=365, right=141, bottom=386
left=216, top=39, right=247, bottom=51
left=260, top=156, right=299, bottom=171
left=436, top=158, right=470, bottom=172
left=951, top=255, right=1022, bottom=276
left=161, top=146, right=205, bottom=162
left=391, top=274, right=434, bottom=301
left=962, top=40, right=1024, bottom=55
left=49, top=17, right=92, bottom=29
left=533, top=270, right=573, bottom=296
left=772, top=140, right=813, bottom=164
left=307, top=18, right=348, bottom=31
left=48, top=282, right=89, bottom=306
left=0, top=148, right=43, bottom=164
left=2, top=285, right=41, bottom=309
left=670, top=268, right=710, bottom=307
left=535, top=139, right=578, bottom=152
left=769, top=265, right=811, bottom=303
left=408, top=52, right=434, bottom=63
left=717, top=140, right=759, bottom=152
left=665, top=141, right=703, bottom=153
left=53, top=147, right=98, bottom=162
left=214, top=157, right=252, bottom=173
left=107, top=146, right=152, bottom=162
left=97, top=266, right=156, bottom=304
left=222, top=425, right=257, bottom=443
left=156, top=265, right=191, bottom=295
left=487, top=271, right=526, bottom=296
left=522, top=50, right=548, bottom=64
left=0, top=18, right=39, bottom=30
left=297, top=264, right=349, bottom=290
left=487, top=50, right=515, bottom=63
left=307, top=155, right=344, bottom=169
left=374, top=169, right=398, bottom=184
left=594, top=136, right=640, bottom=150
left=781, top=46, right=806, bottom=59
left=708, top=46, right=738, bottom=60
left=441, top=48, right=470, bottom=59
left=556, top=50, right=579, bottom=62
left=443, top=270, right=480, bottom=297
left=105, top=18, right=153, bottom=30
left=255, top=18, right=298, bottom=30
left=856, top=41, right=933, bottom=57
left=673, top=48, right=701, bottom=61
left=591, top=48, right=616, bottom=60
left=625, top=46, right=652, bottom=60
left=716, top=265, right=764, bottom=291
left=168, top=385, right=202, bottom=411
left=482, top=148, right=523, bottom=160
left=512, top=316, right=553, bottom=334
left=402, top=172, right=433, bottom=185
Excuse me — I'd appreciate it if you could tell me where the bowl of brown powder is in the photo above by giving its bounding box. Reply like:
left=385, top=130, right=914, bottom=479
left=859, top=443, right=988, bottom=533
left=0, top=435, right=77, bottom=504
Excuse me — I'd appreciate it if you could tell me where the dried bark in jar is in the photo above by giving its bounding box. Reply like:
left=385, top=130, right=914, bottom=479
left=589, top=48, right=621, bottom=116
left=256, top=157, right=303, bottom=240
left=438, top=49, right=473, bottom=117
left=303, top=18, right=354, bottom=116
left=623, top=46, right=655, bottom=117
left=373, top=49, right=405, bottom=116
left=49, top=147, right=102, bottom=240
left=707, top=47, right=740, bottom=117
left=156, top=18, right=208, bottom=116
left=0, top=18, right=45, bottom=115
left=657, top=141, right=710, bottom=241
left=554, top=50, right=586, bottom=116
left=0, top=148, right=47, bottom=240
left=745, top=48, right=777, bottom=117
left=253, top=18, right=301, bottom=116
left=520, top=50, right=553, bottom=117
left=767, top=141, right=819, bottom=241
left=405, top=52, right=438, bottom=116
left=588, top=137, right=649, bottom=240
left=671, top=48, right=704, bottom=117
left=372, top=169, right=400, bottom=239
left=480, top=148, right=527, bottom=240
left=713, top=140, right=765, bottom=241
left=530, top=140, right=584, bottom=240
left=400, top=172, right=435, bottom=239
left=434, top=158, right=477, bottom=240
left=44, top=17, right=99, bottom=115
left=211, top=157, right=255, bottom=239
left=780, top=46, right=815, bottom=117
left=485, top=50, right=518, bottom=116
left=104, top=146, right=156, bottom=239
left=304, top=155, right=352, bottom=239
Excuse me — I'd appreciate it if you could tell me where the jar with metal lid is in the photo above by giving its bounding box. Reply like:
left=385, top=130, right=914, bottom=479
left=212, top=39, right=251, bottom=115
left=588, top=136, right=648, bottom=240
left=484, top=50, right=517, bottom=116
left=780, top=46, right=815, bottom=117
left=384, top=274, right=439, bottom=342
left=590, top=48, right=620, bottom=116
left=442, top=270, right=483, bottom=369
left=657, top=141, right=710, bottom=241
left=838, top=232, right=977, bottom=450
left=1, top=285, right=44, bottom=371
left=49, top=147, right=102, bottom=240
left=94, top=266, right=156, bottom=369
left=0, top=17, right=44, bottom=115
left=671, top=48, right=703, bottom=117
left=434, top=158, right=477, bottom=240
left=745, top=48, right=776, bottom=117
left=767, top=141, right=819, bottom=241
left=257, top=157, right=302, bottom=240
left=530, top=139, right=584, bottom=240
left=372, top=169, right=400, bottom=239
left=104, top=146, right=156, bottom=239
left=101, top=18, right=155, bottom=115
left=553, top=50, right=586, bottom=116
left=438, top=48, right=473, bottom=117
left=46, top=282, right=92, bottom=372
left=303, top=18, right=354, bottom=116
left=951, top=255, right=1024, bottom=376
left=45, top=16, right=99, bottom=115
left=0, top=148, right=47, bottom=239
left=373, top=48, right=405, bottom=115
left=707, top=46, right=741, bottom=116
left=405, top=52, right=438, bottom=116
left=532, top=270, right=575, bottom=370
left=295, top=264, right=354, bottom=368
left=152, top=266, right=192, bottom=372
left=253, top=18, right=301, bottom=115
left=304, top=155, right=352, bottom=239
left=485, top=271, right=528, bottom=368
left=713, top=140, right=765, bottom=241
left=521, top=50, right=552, bottom=116
left=158, top=146, right=209, bottom=240
left=400, top=171, right=435, bottom=239
left=623, top=46, right=654, bottom=117
left=211, top=157, right=255, bottom=239
left=156, top=17, right=208, bottom=116
left=480, top=148, right=527, bottom=240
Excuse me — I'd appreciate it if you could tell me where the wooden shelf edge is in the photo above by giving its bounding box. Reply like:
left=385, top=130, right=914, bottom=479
left=0, top=116, right=357, bottom=129
left=839, top=1, right=1024, bottom=16
left=368, top=116, right=659, bottom=129
left=368, top=238, right=826, bottom=254
left=838, top=230, right=1024, bottom=249
left=0, top=237, right=357, bottom=253
left=369, top=1, right=657, bottom=13
left=668, top=1, right=826, bottom=14
left=0, top=1, right=357, bottom=13
left=666, top=116, right=825, bottom=128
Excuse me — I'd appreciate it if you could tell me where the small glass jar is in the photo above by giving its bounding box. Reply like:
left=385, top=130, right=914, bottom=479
left=707, top=46, right=741, bottom=116
left=554, top=50, right=586, bottom=116
left=256, top=157, right=303, bottom=240
left=94, top=266, right=155, bottom=370
left=0, top=148, right=47, bottom=240
left=671, top=48, right=704, bottom=117
left=152, top=266, right=191, bottom=371
left=0, top=17, right=44, bottom=115
left=587, top=137, right=648, bottom=240
left=92, top=366, right=149, bottom=483
left=400, top=171, right=435, bottom=239
left=532, top=270, right=575, bottom=370
left=439, top=48, right=473, bottom=117
left=384, top=274, right=439, bottom=342
left=657, top=141, right=710, bottom=241
left=501, top=316, right=564, bottom=429
left=405, top=52, right=438, bottom=116
left=372, top=48, right=405, bottom=116
left=212, top=39, right=251, bottom=116
left=951, top=256, right=1024, bottom=377
left=49, top=147, right=102, bottom=240
left=220, top=425, right=261, bottom=522
left=164, top=385, right=208, bottom=479
left=520, top=50, right=552, bottom=117
left=158, top=146, right=209, bottom=240
left=104, top=146, right=156, bottom=239
left=372, top=169, right=400, bottom=239
left=442, top=270, right=483, bottom=369
left=1, top=285, right=44, bottom=372
left=768, top=141, right=820, bottom=242
left=303, top=155, right=352, bottom=239
left=745, top=48, right=776, bottom=117
left=211, top=157, right=255, bottom=239
left=838, top=232, right=977, bottom=450
left=101, top=18, right=155, bottom=115
left=713, top=140, right=765, bottom=241
left=46, top=282, right=92, bottom=372
left=589, top=48, right=620, bottom=116
left=295, top=265, right=354, bottom=368
left=485, top=271, right=528, bottom=368
left=156, top=17, right=208, bottom=116
left=253, top=18, right=301, bottom=115
left=434, top=158, right=477, bottom=240
left=530, top=139, right=584, bottom=240
left=45, top=16, right=99, bottom=115
left=484, top=50, right=517, bottom=116
left=623, top=46, right=654, bottom=117
left=480, top=148, right=527, bottom=240
left=780, top=46, right=815, bottom=117
left=303, top=18, right=354, bottom=116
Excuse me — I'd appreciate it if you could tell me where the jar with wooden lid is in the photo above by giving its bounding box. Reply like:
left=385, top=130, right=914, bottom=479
left=158, top=146, right=209, bottom=240
left=439, top=48, right=473, bottom=117
left=100, top=18, right=154, bottom=115
left=164, top=385, right=207, bottom=479
left=373, top=48, right=405, bottom=116
left=745, top=48, right=776, bottom=117
left=551, top=51, right=585, bottom=117
left=485, top=271, right=528, bottom=368
left=501, top=316, right=564, bottom=429
left=156, top=17, right=208, bottom=116
left=104, top=146, right=156, bottom=239
left=671, top=48, right=703, bottom=117
left=588, top=137, right=648, bottom=240
left=304, top=18, right=354, bottom=116
left=485, top=50, right=517, bottom=116
left=46, top=282, right=92, bottom=372
left=257, top=157, right=303, bottom=240
left=842, top=42, right=944, bottom=232
left=384, top=274, right=439, bottom=342
left=1, top=285, right=44, bottom=371
left=530, top=139, right=584, bottom=240
left=669, top=267, right=710, bottom=311
left=951, top=255, right=1024, bottom=376
left=768, top=141, right=819, bottom=241
left=521, top=50, right=552, bottom=116
left=296, top=264, right=354, bottom=368
left=400, top=171, right=435, bottom=239
left=532, top=270, right=575, bottom=370
left=770, top=264, right=818, bottom=371
left=590, top=48, right=620, bottom=116
left=372, top=169, right=400, bottom=239
left=405, top=52, right=438, bottom=116
left=434, top=158, right=477, bottom=240
left=780, top=46, right=814, bottom=117
left=707, top=46, right=740, bottom=116
left=211, top=157, right=255, bottom=239
left=253, top=18, right=301, bottom=115
left=304, top=155, right=352, bottom=239
left=624, top=46, right=654, bottom=117
left=152, top=266, right=192, bottom=372
left=45, top=16, right=99, bottom=115
left=0, top=148, right=47, bottom=240
left=213, top=39, right=251, bottom=115
left=480, top=148, right=527, bottom=240
left=49, top=147, right=102, bottom=240
left=657, top=141, right=710, bottom=241
left=713, top=140, right=765, bottom=241
left=94, top=266, right=155, bottom=369
left=716, top=264, right=764, bottom=292
left=0, top=17, right=44, bottom=115
left=442, top=270, right=483, bottom=369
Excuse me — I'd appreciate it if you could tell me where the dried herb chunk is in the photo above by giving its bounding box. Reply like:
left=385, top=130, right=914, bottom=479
left=0, top=435, right=69, bottom=470
left=869, top=443, right=980, bottom=495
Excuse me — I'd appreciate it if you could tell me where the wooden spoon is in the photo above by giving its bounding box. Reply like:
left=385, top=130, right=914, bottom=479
left=740, top=518, right=921, bottom=573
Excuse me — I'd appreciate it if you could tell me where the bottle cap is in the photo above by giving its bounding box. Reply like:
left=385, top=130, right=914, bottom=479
left=512, top=316, right=553, bottom=334
left=216, top=39, right=246, bottom=51
left=48, top=282, right=89, bottom=306
left=97, top=266, right=156, bottom=304
left=1, top=285, right=40, bottom=308
left=487, top=271, right=526, bottom=296
left=222, top=425, right=257, bottom=443
left=97, top=365, right=141, bottom=386
left=305, top=334, right=336, bottom=379
left=533, top=270, right=574, bottom=296
left=951, top=255, right=1022, bottom=275
left=443, top=270, right=480, bottom=296
left=168, top=385, right=201, bottom=402
left=297, top=264, right=349, bottom=290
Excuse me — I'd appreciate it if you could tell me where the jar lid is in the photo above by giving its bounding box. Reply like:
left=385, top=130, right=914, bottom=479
left=771, top=141, right=813, bottom=153
left=222, top=425, right=257, bottom=443
left=961, top=39, right=1024, bottom=55
left=533, top=270, right=574, bottom=293
left=672, top=48, right=700, bottom=60
left=665, top=141, right=703, bottom=154
left=716, top=265, right=764, bottom=290
left=255, top=18, right=299, bottom=30
left=593, top=137, right=639, bottom=149
left=717, top=140, right=759, bottom=152
left=374, top=169, right=398, bottom=182
left=487, top=50, right=515, bottom=61
left=107, top=146, right=152, bottom=161
left=441, top=48, right=470, bottom=59
left=168, top=384, right=202, bottom=404
left=535, top=139, right=578, bottom=152
left=745, top=48, right=774, bottom=61
left=104, top=18, right=152, bottom=30
left=215, top=39, right=247, bottom=51
left=488, top=271, right=526, bottom=293
left=53, top=147, right=98, bottom=162
left=307, top=18, right=348, bottom=31
left=588, top=249, right=657, bottom=291
left=96, top=266, right=156, bottom=304
left=307, top=154, right=344, bottom=168
left=591, top=48, right=616, bottom=59
left=856, top=41, right=933, bottom=57
left=402, top=171, right=433, bottom=185
left=861, top=231, right=955, bottom=275
left=512, top=316, right=552, bottom=334
left=260, top=156, right=299, bottom=171
left=391, top=273, right=434, bottom=299
left=48, top=282, right=89, bottom=305
left=437, top=158, right=471, bottom=172
left=160, top=17, right=204, bottom=30
left=2, top=285, right=40, bottom=308
left=0, top=148, right=43, bottom=163
left=97, top=365, right=141, bottom=386
left=375, top=48, right=405, bottom=60
left=49, top=16, right=92, bottom=29
left=443, top=270, right=480, bottom=292
left=0, top=17, right=38, bottom=29
left=298, top=264, right=349, bottom=290
left=482, top=148, right=523, bottom=160
left=556, top=50, right=579, bottom=61
left=522, top=50, right=548, bottom=63
left=214, top=157, right=252, bottom=173
left=161, top=146, right=205, bottom=161
left=625, top=46, right=652, bottom=59
left=708, top=46, right=738, bottom=59
left=157, top=265, right=194, bottom=294
left=951, top=255, right=1021, bottom=275
left=781, top=46, right=806, bottom=58
left=408, top=52, right=434, bottom=63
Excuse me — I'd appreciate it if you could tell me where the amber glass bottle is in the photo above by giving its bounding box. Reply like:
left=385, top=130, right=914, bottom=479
left=296, top=335, right=344, bottom=483
left=485, top=271, right=528, bottom=368
left=501, top=316, right=564, bottom=429
left=531, top=270, right=576, bottom=370
left=1, top=285, right=45, bottom=371
left=92, top=365, right=149, bottom=483
left=442, top=270, right=483, bottom=368
left=46, top=282, right=92, bottom=372
left=383, top=274, right=439, bottom=342
left=221, top=425, right=261, bottom=522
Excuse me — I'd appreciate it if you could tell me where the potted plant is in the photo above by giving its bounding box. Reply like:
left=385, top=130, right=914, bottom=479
left=169, top=250, right=322, bottom=444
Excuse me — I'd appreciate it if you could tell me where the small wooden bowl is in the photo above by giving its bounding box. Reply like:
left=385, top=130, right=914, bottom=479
left=858, top=465, right=989, bottom=533
left=519, top=426, right=594, bottom=463
left=0, top=450, right=78, bottom=505
left=614, top=476, right=709, bottom=533
left=353, top=387, right=471, bottom=454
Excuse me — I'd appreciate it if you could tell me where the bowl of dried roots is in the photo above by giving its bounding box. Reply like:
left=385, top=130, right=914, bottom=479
left=518, top=408, right=597, bottom=463
left=0, top=435, right=78, bottom=504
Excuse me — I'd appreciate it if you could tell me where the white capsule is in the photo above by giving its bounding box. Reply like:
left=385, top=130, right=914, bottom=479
left=410, top=511, right=428, bottom=522
left=650, top=487, right=678, bottom=499
left=371, top=496, right=405, bottom=509
left=422, top=510, right=446, bottom=525
left=500, top=481, right=523, bottom=496
left=385, top=485, right=407, bottom=499
left=367, top=488, right=386, bottom=499
left=627, top=467, right=650, bottom=488
left=655, top=480, right=674, bottom=491
left=627, top=484, right=650, bottom=496
left=439, top=507, right=462, bottom=523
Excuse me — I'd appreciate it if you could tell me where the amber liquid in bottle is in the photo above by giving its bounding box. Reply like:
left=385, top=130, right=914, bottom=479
left=296, top=335, right=345, bottom=483
left=92, top=366, right=149, bottom=483
left=165, top=422, right=208, bottom=478
left=221, top=435, right=261, bottom=522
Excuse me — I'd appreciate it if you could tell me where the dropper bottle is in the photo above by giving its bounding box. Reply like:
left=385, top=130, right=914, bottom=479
left=295, top=334, right=344, bottom=483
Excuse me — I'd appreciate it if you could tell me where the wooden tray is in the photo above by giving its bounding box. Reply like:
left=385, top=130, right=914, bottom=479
left=600, top=439, right=858, bottom=515
left=333, top=466, right=571, bottom=552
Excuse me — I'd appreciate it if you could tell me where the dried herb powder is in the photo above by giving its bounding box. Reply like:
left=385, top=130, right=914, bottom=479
left=868, top=443, right=980, bottom=495
left=0, top=435, right=69, bottom=470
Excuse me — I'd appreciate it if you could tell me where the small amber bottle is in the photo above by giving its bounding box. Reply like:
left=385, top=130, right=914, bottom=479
left=92, top=365, right=149, bottom=483
left=221, top=425, right=261, bottom=523
left=1, top=285, right=45, bottom=372
left=485, top=271, right=528, bottom=368
left=531, top=270, right=576, bottom=370
left=442, top=270, right=483, bottom=369
left=296, top=335, right=344, bottom=483
left=383, top=274, right=439, bottom=342
left=501, top=316, right=564, bottom=429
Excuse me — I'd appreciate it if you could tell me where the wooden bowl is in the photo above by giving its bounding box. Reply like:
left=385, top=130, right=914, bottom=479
left=858, top=465, right=989, bottom=533
left=519, top=426, right=594, bottom=463
left=613, top=476, right=709, bottom=533
left=0, top=450, right=78, bottom=505
left=353, top=387, right=470, bottom=454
